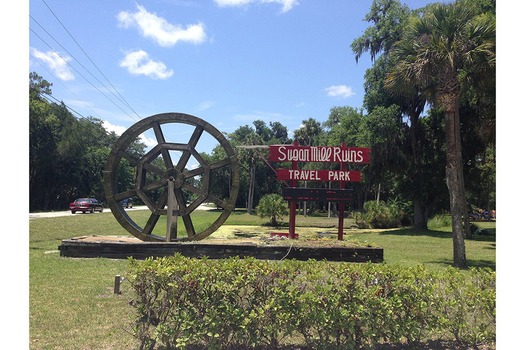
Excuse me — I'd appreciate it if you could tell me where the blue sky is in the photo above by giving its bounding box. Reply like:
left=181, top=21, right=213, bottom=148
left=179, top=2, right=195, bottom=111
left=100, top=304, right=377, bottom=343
left=28, top=0, right=440, bottom=153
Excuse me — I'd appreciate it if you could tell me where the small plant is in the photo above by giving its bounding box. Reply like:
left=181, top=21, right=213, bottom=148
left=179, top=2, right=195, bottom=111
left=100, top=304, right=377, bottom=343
left=255, top=193, right=288, bottom=226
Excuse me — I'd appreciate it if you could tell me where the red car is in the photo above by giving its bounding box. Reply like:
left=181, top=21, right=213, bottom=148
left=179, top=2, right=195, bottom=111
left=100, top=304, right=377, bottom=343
left=69, top=198, right=104, bottom=214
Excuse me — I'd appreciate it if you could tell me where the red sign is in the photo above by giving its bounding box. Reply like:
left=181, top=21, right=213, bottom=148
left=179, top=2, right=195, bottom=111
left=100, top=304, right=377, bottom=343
left=276, top=169, right=361, bottom=182
left=269, top=145, right=370, bottom=163
left=283, top=188, right=353, bottom=201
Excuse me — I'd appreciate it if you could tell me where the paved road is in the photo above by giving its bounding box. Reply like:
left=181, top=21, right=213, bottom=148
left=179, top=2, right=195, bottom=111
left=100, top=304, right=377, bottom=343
left=29, top=204, right=213, bottom=219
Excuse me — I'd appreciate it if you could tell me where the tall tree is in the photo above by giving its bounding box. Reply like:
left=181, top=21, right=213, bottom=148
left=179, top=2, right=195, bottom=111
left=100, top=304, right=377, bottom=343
left=352, top=0, right=431, bottom=229
left=293, top=118, right=322, bottom=146
left=269, top=121, right=290, bottom=143
left=351, top=0, right=411, bottom=62
left=385, top=0, right=495, bottom=268
left=321, top=107, right=371, bottom=209
left=29, top=73, right=59, bottom=210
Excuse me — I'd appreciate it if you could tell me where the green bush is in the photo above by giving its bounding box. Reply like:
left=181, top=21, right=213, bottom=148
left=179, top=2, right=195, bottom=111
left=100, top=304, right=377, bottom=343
left=255, top=193, right=288, bottom=226
left=127, top=255, right=495, bottom=349
left=362, top=199, right=410, bottom=229
left=428, top=214, right=452, bottom=230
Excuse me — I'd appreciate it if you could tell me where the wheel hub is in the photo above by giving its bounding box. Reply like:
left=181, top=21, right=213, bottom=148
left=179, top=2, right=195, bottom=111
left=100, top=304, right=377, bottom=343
left=166, top=170, right=184, bottom=189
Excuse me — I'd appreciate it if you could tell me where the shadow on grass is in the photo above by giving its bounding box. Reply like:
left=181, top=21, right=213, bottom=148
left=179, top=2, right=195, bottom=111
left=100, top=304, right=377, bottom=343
left=430, top=258, right=495, bottom=271
left=466, top=259, right=495, bottom=270
left=377, top=227, right=496, bottom=242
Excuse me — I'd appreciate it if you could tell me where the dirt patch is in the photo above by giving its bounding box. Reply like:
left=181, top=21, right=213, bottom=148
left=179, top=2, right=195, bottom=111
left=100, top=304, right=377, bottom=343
left=68, top=235, right=142, bottom=243
left=65, top=224, right=380, bottom=248
left=67, top=233, right=369, bottom=249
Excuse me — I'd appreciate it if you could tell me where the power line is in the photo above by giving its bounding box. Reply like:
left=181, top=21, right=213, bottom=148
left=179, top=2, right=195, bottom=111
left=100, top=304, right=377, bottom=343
left=30, top=15, right=141, bottom=122
left=30, top=55, right=101, bottom=119
left=41, top=92, right=86, bottom=119
left=30, top=27, right=140, bottom=121
left=34, top=0, right=143, bottom=121
left=39, top=0, right=142, bottom=120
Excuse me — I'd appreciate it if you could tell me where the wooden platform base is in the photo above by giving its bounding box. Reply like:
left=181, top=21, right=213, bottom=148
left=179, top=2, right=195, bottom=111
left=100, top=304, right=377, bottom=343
left=58, top=236, right=383, bottom=263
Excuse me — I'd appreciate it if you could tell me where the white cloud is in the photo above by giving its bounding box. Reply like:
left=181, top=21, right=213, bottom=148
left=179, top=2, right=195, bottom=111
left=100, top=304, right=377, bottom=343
left=30, top=48, right=74, bottom=81
left=117, top=5, right=206, bottom=47
left=264, top=0, right=299, bottom=13
left=325, top=85, right=355, bottom=98
left=102, top=120, right=127, bottom=136
left=103, top=120, right=157, bottom=149
left=214, top=0, right=299, bottom=13
left=295, top=101, right=306, bottom=108
left=214, top=0, right=252, bottom=6
left=139, top=134, right=158, bottom=149
left=120, top=50, right=174, bottom=79
left=196, top=100, right=215, bottom=111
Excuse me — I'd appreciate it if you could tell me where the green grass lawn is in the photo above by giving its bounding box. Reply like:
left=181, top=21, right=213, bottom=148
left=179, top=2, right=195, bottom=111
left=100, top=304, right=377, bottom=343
left=29, top=209, right=495, bottom=349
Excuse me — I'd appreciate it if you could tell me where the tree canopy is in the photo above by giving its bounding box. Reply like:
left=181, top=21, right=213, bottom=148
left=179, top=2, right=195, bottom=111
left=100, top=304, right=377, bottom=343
left=29, top=73, right=145, bottom=211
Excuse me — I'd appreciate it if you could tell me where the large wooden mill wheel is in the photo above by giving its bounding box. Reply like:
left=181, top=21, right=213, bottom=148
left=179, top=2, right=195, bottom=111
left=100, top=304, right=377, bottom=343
left=103, top=113, right=239, bottom=242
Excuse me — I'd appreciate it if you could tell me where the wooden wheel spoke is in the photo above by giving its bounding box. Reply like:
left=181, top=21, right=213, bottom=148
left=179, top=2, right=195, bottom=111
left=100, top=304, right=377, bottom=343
left=153, top=122, right=174, bottom=170
left=156, top=190, right=169, bottom=211
left=209, top=158, right=232, bottom=170
left=166, top=189, right=192, bottom=239
left=182, top=214, right=196, bottom=237
left=143, top=162, right=165, bottom=177
left=144, top=213, right=161, bottom=236
left=173, top=189, right=187, bottom=212
left=207, top=194, right=230, bottom=210
left=182, top=183, right=206, bottom=197
left=176, top=126, right=204, bottom=171
left=143, top=179, right=166, bottom=192
left=183, top=166, right=205, bottom=178
left=114, top=190, right=136, bottom=202
left=117, top=149, right=141, bottom=166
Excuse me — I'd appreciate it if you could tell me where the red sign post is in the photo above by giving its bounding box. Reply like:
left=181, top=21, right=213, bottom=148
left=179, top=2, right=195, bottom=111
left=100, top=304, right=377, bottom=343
left=271, top=143, right=370, bottom=240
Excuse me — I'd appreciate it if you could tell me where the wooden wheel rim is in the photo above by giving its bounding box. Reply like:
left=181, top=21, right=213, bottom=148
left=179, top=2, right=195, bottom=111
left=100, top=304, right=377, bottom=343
left=103, top=112, right=239, bottom=242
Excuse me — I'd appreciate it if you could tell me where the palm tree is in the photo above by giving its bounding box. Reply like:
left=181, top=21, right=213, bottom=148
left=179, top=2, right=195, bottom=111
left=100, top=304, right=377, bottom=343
left=293, top=118, right=322, bottom=146
left=385, top=0, right=495, bottom=268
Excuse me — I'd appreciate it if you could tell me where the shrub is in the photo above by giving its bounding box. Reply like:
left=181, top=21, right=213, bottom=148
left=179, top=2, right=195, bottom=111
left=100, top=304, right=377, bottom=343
left=428, top=213, right=452, bottom=230
left=127, top=255, right=495, bottom=349
left=362, top=199, right=409, bottom=229
left=255, top=193, right=288, bottom=226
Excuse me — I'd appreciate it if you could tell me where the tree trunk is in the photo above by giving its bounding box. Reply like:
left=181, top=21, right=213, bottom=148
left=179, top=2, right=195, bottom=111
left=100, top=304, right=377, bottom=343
left=409, top=109, right=428, bottom=230
left=458, top=155, right=471, bottom=239
left=413, top=199, right=427, bottom=230
left=442, top=92, right=468, bottom=268
left=247, top=164, right=255, bottom=215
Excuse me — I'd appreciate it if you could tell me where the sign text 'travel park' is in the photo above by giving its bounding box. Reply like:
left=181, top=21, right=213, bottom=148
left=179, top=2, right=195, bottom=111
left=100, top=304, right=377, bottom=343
left=276, top=169, right=361, bottom=182
left=268, top=145, right=371, bottom=164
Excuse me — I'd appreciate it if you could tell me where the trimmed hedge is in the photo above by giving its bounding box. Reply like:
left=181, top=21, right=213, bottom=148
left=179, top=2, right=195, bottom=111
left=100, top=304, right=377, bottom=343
left=127, top=255, right=495, bottom=349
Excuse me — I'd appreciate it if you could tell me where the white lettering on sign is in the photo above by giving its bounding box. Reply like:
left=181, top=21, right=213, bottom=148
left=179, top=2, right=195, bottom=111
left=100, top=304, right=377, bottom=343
left=288, top=170, right=321, bottom=181
left=328, top=171, right=354, bottom=181
left=311, top=147, right=332, bottom=161
left=277, top=146, right=310, bottom=162
left=274, top=146, right=365, bottom=163
left=277, top=169, right=361, bottom=182
left=333, top=148, right=364, bottom=163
